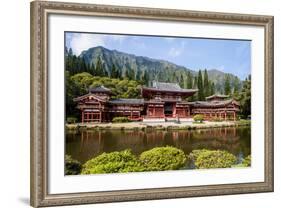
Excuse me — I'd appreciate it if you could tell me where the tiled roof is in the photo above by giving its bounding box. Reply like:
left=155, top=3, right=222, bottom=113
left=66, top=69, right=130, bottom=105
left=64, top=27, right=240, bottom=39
left=143, top=81, right=198, bottom=93
left=188, top=99, right=238, bottom=107
left=206, top=94, right=229, bottom=100
left=73, top=93, right=107, bottom=102
left=109, top=98, right=144, bottom=105
left=152, top=81, right=182, bottom=91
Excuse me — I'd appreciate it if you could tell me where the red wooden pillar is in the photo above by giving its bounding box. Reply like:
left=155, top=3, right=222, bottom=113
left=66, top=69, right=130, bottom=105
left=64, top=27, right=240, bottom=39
left=233, top=112, right=236, bottom=121
left=99, top=111, right=102, bottom=123
left=82, top=111, right=84, bottom=123
left=173, top=103, right=176, bottom=118
left=153, top=105, right=156, bottom=117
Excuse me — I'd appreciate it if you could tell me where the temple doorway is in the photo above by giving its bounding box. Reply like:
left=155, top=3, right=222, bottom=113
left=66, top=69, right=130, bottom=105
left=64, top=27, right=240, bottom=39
left=164, top=102, right=174, bottom=117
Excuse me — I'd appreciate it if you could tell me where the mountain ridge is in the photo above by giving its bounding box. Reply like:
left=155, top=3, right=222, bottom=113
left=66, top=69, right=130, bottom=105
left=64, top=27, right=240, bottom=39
left=72, top=46, right=242, bottom=92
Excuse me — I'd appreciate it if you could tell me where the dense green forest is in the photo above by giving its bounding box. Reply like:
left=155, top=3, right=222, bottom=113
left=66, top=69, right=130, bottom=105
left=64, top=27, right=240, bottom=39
left=65, top=46, right=251, bottom=119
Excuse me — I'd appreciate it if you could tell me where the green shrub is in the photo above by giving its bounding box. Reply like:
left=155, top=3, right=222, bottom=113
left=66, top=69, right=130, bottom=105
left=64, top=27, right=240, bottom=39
left=193, top=114, right=204, bottom=123
left=189, top=149, right=237, bottom=169
left=139, top=146, right=187, bottom=171
left=66, top=117, right=78, bottom=124
left=242, top=155, right=251, bottom=167
left=232, top=163, right=247, bottom=168
left=188, top=149, right=209, bottom=161
left=65, top=155, right=82, bottom=175
left=112, top=116, right=130, bottom=123
left=82, top=149, right=144, bottom=174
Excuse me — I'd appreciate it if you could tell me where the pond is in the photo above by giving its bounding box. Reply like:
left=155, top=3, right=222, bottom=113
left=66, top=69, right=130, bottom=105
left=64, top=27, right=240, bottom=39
left=66, top=126, right=251, bottom=166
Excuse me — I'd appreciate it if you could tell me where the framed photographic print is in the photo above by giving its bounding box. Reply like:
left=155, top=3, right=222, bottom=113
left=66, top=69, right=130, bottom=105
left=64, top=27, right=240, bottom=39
left=30, top=1, right=274, bottom=207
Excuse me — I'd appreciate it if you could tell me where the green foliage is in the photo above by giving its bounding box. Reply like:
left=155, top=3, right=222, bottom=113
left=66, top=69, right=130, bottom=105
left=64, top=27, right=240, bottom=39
left=65, top=49, right=89, bottom=75
left=203, top=69, right=209, bottom=97
left=190, top=149, right=237, bottom=169
left=236, top=75, right=251, bottom=118
left=65, top=155, right=82, bottom=175
left=193, top=114, right=204, bottom=123
left=233, top=76, right=241, bottom=95
left=110, top=63, right=119, bottom=78
left=197, top=70, right=204, bottom=100
left=66, top=117, right=78, bottom=124
left=179, top=74, right=185, bottom=88
left=82, top=150, right=144, bottom=174
left=143, top=70, right=149, bottom=86
left=112, top=117, right=130, bottom=123
left=232, top=155, right=251, bottom=168
left=186, top=71, right=193, bottom=89
left=188, top=149, right=209, bottom=161
left=139, top=146, right=187, bottom=171
left=65, top=71, right=85, bottom=120
left=242, top=155, right=251, bottom=167
left=70, top=73, right=141, bottom=99
left=224, top=74, right=231, bottom=95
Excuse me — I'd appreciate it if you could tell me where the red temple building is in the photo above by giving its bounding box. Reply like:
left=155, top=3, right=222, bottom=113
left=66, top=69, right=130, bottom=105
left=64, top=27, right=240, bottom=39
left=74, top=81, right=240, bottom=123
left=141, top=81, right=198, bottom=122
left=188, top=94, right=240, bottom=121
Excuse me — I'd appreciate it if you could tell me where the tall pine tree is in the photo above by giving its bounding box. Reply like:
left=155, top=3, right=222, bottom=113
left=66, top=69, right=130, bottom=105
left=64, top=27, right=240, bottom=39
left=111, top=63, right=118, bottom=78
left=179, top=74, right=185, bottom=88
left=95, top=56, right=104, bottom=76
left=210, top=81, right=215, bottom=95
left=197, top=70, right=204, bottom=100
left=143, top=70, right=149, bottom=86
left=187, top=71, right=193, bottom=89
left=224, top=74, right=231, bottom=95
left=238, top=75, right=251, bottom=118
left=203, top=69, right=209, bottom=97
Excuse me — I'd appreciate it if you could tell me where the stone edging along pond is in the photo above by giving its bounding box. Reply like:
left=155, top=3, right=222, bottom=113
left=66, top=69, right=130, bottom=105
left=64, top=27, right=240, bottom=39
left=66, top=120, right=251, bottom=131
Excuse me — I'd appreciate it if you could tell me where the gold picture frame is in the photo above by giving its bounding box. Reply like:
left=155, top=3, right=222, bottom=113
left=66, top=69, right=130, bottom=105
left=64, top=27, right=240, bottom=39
left=30, top=1, right=274, bottom=207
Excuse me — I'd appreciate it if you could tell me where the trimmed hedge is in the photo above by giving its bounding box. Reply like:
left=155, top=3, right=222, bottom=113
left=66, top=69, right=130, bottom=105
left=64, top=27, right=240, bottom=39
left=81, top=149, right=144, bottom=174
left=80, top=147, right=241, bottom=174
left=112, top=116, right=130, bottom=123
left=65, top=155, right=82, bottom=175
left=188, top=149, right=209, bottom=161
left=189, top=149, right=237, bottom=169
left=66, top=117, right=78, bottom=124
left=242, top=155, right=251, bottom=167
left=193, top=114, right=204, bottom=123
left=139, top=146, right=187, bottom=171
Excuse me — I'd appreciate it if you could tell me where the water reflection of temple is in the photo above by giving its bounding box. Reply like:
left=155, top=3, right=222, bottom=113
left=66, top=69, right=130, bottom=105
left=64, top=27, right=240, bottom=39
left=66, top=127, right=251, bottom=163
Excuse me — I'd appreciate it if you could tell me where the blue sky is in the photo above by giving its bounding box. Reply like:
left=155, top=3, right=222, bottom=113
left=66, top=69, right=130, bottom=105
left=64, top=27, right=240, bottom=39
left=65, top=32, right=251, bottom=79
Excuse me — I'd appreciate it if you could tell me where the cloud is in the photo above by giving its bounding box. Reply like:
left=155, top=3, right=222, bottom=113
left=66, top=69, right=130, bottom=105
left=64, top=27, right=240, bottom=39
left=66, top=33, right=132, bottom=55
left=168, top=41, right=186, bottom=57
left=168, top=47, right=182, bottom=57
left=67, top=33, right=106, bottom=55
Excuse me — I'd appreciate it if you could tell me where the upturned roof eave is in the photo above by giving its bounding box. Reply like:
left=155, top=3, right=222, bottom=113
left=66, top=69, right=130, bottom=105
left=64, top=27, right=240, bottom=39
left=142, top=86, right=198, bottom=94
